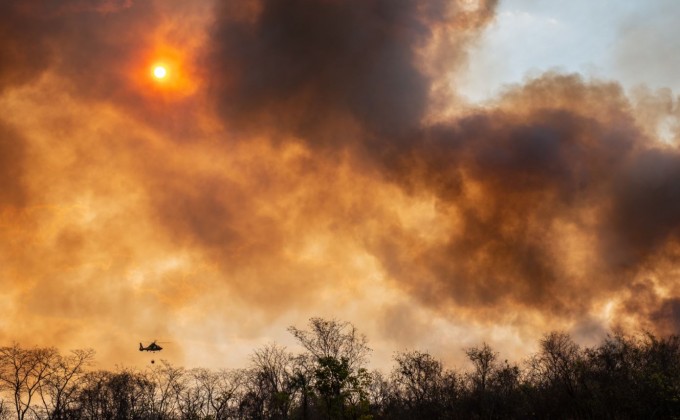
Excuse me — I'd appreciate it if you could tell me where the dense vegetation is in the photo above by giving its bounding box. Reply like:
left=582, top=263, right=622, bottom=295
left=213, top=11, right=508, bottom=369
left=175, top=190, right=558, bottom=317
left=2, top=318, right=680, bottom=419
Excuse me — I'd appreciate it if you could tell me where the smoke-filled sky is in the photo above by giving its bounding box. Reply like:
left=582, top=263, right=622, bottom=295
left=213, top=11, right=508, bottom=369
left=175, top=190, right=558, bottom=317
left=1, top=0, right=679, bottom=370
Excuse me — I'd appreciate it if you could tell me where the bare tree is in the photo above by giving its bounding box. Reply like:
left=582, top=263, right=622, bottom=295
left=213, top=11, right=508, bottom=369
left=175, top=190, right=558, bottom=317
left=76, top=369, right=156, bottom=419
left=248, top=343, right=296, bottom=419
left=365, top=370, right=390, bottom=417
left=146, top=360, right=186, bottom=418
left=465, top=343, right=497, bottom=394
left=288, top=318, right=370, bottom=371
left=176, top=367, right=244, bottom=419
left=0, top=398, right=10, bottom=420
left=529, top=332, right=581, bottom=394
left=210, top=369, right=245, bottom=419
left=392, top=350, right=446, bottom=412
left=178, top=368, right=211, bottom=419
left=0, top=344, right=57, bottom=420
left=37, top=348, right=95, bottom=419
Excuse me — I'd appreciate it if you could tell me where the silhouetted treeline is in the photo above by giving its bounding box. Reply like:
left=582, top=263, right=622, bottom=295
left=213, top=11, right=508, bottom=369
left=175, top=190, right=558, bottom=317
left=2, top=318, right=680, bottom=419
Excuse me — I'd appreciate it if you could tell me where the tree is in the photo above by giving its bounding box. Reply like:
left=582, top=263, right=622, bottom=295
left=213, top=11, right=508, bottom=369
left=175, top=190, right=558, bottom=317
left=146, top=360, right=186, bottom=418
left=74, top=369, right=154, bottom=419
left=637, top=333, right=680, bottom=417
left=38, top=348, right=95, bottom=419
left=465, top=343, right=497, bottom=394
left=390, top=350, right=448, bottom=418
left=288, top=318, right=370, bottom=371
left=0, top=343, right=58, bottom=420
left=289, top=354, right=315, bottom=419
left=288, top=318, right=372, bottom=419
left=1, top=398, right=9, bottom=420
left=525, top=331, right=584, bottom=418
left=463, top=343, right=499, bottom=418
left=365, top=370, right=390, bottom=418
left=580, top=331, right=641, bottom=417
left=178, top=368, right=231, bottom=419
left=486, top=359, right=525, bottom=418
left=208, top=369, right=245, bottom=419
left=248, top=343, right=296, bottom=419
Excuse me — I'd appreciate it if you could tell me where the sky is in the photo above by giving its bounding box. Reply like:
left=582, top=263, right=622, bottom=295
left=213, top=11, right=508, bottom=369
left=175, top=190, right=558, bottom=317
left=1, top=0, right=679, bottom=371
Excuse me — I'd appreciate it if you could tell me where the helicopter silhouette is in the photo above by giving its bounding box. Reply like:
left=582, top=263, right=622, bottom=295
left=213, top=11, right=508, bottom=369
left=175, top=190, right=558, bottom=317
left=139, top=341, right=163, bottom=352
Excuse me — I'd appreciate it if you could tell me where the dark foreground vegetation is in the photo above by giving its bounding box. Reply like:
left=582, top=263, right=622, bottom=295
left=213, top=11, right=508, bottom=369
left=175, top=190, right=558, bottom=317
left=2, top=318, right=680, bottom=419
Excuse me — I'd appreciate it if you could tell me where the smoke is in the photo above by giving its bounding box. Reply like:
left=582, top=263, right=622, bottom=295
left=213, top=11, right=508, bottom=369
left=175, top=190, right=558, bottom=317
left=0, top=2, right=54, bottom=92
left=199, top=0, right=680, bottom=323
left=0, top=122, right=27, bottom=207
left=2, top=0, right=680, bottom=368
left=205, top=0, right=496, bottom=141
left=614, top=0, right=680, bottom=92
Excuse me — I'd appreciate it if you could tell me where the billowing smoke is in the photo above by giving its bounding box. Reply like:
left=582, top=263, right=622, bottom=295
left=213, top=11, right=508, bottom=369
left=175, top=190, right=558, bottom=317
left=199, top=0, right=680, bottom=321
left=1, top=0, right=680, bottom=368
left=206, top=0, right=495, bottom=141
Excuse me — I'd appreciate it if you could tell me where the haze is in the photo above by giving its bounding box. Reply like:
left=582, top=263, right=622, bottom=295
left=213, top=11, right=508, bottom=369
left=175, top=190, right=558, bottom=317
left=1, top=0, right=679, bottom=370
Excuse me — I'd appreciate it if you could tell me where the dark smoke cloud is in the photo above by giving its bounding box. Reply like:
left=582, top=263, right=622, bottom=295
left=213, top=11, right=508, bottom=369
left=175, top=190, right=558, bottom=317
left=606, top=148, right=680, bottom=269
left=199, top=0, right=680, bottom=327
left=206, top=0, right=496, bottom=142
left=0, top=2, right=54, bottom=91
left=371, top=75, right=643, bottom=312
left=620, top=277, right=680, bottom=335
left=0, top=121, right=28, bottom=207
left=52, top=1, right=156, bottom=94
left=652, top=297, right=680, bottom=335
left=1, top=1, right=143, bottom=91
left=381, top=76, right=680, bottom=317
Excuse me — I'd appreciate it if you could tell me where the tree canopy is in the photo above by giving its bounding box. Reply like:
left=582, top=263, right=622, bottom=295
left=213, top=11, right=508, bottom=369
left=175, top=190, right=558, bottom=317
left=2, top=320, right=680, bottom=419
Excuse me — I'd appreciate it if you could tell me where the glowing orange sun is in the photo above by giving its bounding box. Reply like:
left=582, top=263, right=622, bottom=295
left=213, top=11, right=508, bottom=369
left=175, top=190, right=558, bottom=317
left=153, top=65, right=167, bottom=79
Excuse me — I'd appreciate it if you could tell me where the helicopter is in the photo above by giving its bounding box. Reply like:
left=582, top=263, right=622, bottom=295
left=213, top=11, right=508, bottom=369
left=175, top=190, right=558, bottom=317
left=139, top=341, right=163, bottom=352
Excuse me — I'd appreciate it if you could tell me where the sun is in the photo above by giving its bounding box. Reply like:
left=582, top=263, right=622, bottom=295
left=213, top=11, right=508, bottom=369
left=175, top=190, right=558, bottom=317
left=152, top=65, right=167, bottom=79
left=140, top=49, right=198, bottom=97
